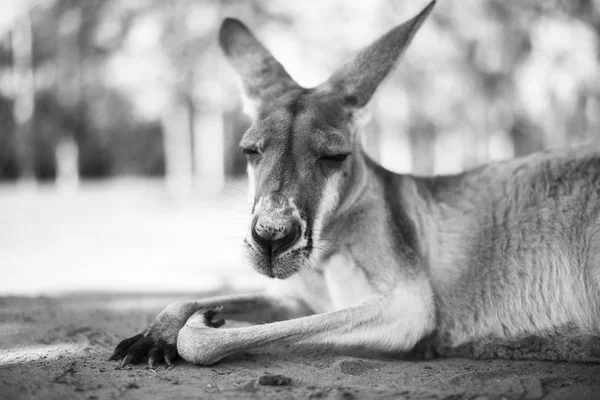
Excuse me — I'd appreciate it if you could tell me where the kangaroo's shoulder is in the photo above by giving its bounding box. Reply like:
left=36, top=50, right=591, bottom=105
left=488, top=145, right=600, bottom=177
left=486, top=146, right=600, bottom=202
left=424, top=145, right=600, bottom=202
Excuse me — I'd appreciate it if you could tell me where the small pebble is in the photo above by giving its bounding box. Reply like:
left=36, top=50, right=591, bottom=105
left=308, top=390, right=328, bottom=399
left=125, top=382, right=140, bottom=389
left=339, top=390, right=356, bottom=399
left=258, top=374, right=292, bottom=386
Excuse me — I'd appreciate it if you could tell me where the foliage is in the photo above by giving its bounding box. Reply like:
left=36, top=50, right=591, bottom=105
left=0, top=0, right=598, bottom=181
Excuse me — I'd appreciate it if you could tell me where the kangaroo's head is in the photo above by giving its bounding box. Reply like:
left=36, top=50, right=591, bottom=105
left=219, top=2, right=435, bottom=279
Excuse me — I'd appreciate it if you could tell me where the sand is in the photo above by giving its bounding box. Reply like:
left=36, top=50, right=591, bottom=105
left=1, top=294, right=599, bottom=400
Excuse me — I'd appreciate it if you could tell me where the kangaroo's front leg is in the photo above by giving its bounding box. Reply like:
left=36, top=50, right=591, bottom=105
left=177, top=289, right=436, bottom=366
left=110, top=293, right=312, bottom=368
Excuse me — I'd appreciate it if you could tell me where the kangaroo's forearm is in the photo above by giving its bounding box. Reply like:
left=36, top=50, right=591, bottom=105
left=176, top=291, right=435, bottom=366
left=176, top=303, right=372, bottom=364
left=161, top=293, right=312, bottom=327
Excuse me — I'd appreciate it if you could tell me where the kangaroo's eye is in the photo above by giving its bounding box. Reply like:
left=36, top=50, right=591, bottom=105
left=319, top=153, right=349, bottom=163
left=242, top=147, right=261, bottom=162
left=242, top=147, right=259, bottom=155
left=242, top=147, right=260, bottom=156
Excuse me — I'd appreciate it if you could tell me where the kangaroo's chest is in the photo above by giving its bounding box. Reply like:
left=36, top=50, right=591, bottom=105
left=322, top=252, right=377, bottom=311
left=266, top=251, right=377, bottom=313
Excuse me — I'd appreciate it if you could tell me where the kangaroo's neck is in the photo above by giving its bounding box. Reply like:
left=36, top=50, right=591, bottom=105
left=365, top=156, right=430, bottom=255
left=324, top=149, right=431, bottom=260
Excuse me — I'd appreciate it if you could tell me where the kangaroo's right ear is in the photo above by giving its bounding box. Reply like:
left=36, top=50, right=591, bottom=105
left=219, top=18, right=300, bottom=117
left=318, top=1, right=435, bottom=109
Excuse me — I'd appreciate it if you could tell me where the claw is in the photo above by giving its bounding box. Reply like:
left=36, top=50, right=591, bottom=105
left=203, top=307, right=226, bottom=328
left=164, top=353, right=173, bottom=367
left=211, top=318, right=226, bottom=328
left=121, top=354, right=133, bottom=369
left=147, top=345, right=163, bottom=369
left=203, top=306, right=222, bottom=319
left=110, top=333, right=145, bottom=363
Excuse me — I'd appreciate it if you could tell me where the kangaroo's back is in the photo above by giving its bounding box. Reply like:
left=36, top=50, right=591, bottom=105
left=416, top=147, right=600, bottom=348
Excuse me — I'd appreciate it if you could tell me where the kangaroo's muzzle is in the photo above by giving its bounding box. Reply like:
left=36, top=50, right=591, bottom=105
left=251, top=216, right=301, bottom=257
left=250, top=194, right=303, bottom=258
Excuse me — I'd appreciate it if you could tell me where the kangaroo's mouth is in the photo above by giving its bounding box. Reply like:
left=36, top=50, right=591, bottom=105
left=244, top=237, right=312, bottom=279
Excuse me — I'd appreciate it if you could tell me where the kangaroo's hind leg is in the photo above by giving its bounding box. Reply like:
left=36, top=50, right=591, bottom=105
left=440, top=326, right=600, bottom=363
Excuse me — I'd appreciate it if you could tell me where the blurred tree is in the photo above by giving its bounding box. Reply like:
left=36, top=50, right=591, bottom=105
left=0, top=0, right=598, bottom=186
left=11, top=7, right=35, bottom=182
left=223, top=98, right=251, bottom=177
left=0, top=94, right=17, bottom=179
left=55, top=2, right=82, bottom=187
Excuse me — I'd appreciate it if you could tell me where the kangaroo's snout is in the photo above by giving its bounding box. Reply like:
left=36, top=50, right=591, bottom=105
left=250, top=195, right=302, bottom=257
left=251, top=217, right=301, bottom=257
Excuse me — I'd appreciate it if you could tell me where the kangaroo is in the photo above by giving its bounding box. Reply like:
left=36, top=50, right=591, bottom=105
left=110, top=0, right=600, bottom=368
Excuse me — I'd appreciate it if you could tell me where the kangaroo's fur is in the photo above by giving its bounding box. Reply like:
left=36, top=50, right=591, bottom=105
left=111, top=1, right=600, bottom=368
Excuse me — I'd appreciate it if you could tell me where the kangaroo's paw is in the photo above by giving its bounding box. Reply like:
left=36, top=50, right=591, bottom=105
left=110, top=306, right=225, bottom=369
left=110, top=330, right=179, bottom=369
left=177, top=307, right=230, bottom=366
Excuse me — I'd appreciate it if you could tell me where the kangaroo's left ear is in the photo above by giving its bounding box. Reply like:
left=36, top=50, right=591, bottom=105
left=319, top=1, right=435, bottom=109
left=219, top=18, right=300, bottom=117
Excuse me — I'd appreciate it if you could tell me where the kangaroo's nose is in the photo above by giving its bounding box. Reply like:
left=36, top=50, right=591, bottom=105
left=251, top=218, right=301, bottom=257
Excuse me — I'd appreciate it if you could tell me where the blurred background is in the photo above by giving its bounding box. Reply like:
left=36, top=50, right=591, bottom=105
left=1, top=0, right=599, bottom=295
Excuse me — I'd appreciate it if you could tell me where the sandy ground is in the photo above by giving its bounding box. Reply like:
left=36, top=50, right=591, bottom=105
left=1, top=294, right=600, bottom=400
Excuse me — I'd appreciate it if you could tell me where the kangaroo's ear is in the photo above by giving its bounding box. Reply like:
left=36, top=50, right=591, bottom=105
left=219, top=18, right=300, bottom=116
left=319, top=1, right=435, bottom=108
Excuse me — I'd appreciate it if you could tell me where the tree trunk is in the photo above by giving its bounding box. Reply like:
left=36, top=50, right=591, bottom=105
left=12, top=9, right=35, bottom=183
left=193, top=104, right=225, bottom=196
left=56, top=6, right=82, bottom=188
left=162, top=99, right=194, bottom=196
left=223, top=99, right=251, bottom=178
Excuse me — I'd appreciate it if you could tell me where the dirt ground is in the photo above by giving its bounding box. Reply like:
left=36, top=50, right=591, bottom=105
left=1, top=294, right=599, bottom=400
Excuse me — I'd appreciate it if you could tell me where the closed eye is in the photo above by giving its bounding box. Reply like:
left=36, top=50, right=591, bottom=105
left=319, top=153, right=349, bottom=163
left=241, top=147, right=261, bottom=163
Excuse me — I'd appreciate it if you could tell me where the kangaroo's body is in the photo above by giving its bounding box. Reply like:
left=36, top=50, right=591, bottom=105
left=111, top=1, right=600, bottom=368
left=421, top=148, right=600, bottom=347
